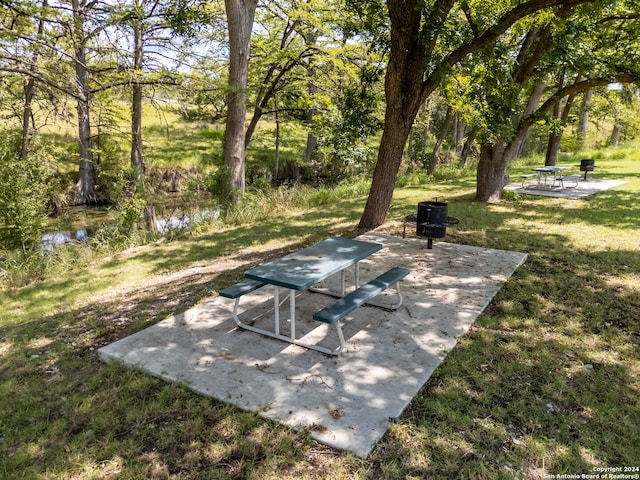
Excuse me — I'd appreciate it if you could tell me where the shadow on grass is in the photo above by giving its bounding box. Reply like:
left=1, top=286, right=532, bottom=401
left=0, top=200, right=371, bottom=477
left=368, top=238, right=639, bottom=478
left=1, top=178, right=638, bottom=478
left=0, top=255, right=358, bottom=479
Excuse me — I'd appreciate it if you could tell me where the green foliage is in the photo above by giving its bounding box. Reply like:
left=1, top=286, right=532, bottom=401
left=91, top=196, right=149, bottom=252
left=204, top=164, right=232, bottom=200
left=94, top=134, right=133, bottom=203
left=396, top=165, right=468, bottom=188
left=0, top=133, right=52, bottom=250
left=315, top=81, right=383, bottom=182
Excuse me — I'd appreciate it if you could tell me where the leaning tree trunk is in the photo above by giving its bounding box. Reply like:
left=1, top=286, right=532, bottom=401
left=459, top=125, right=477, bottom=168
left=223, top=0, right=258, bottom=202
left=359, top=113, right=416, bottom=228
left=131, top=20, right=145, bottom=180
left=610, top=124, right=621, bottom=146
left=358, top=0, right=430, bottom=230
left=515, top=79, right=545, bottom=158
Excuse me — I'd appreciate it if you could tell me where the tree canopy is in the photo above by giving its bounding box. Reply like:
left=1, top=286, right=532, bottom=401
left=1, top=0, right=639, bottom=230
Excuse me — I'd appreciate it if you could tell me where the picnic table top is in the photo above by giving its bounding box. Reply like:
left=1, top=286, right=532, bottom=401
left=245, top=237, right=382, bottom=291
left=532, top=165, right=571, bottom=172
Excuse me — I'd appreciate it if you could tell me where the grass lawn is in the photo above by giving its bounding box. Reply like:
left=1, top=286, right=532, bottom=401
left=1, top=150, right=638, bottom=479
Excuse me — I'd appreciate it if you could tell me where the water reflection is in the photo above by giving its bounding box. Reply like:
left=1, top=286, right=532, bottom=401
left=40, top=210, right=219, bottom=251
left=156, top=210, right=219, bottom=234
left=41, top=230, right=89, bottom=252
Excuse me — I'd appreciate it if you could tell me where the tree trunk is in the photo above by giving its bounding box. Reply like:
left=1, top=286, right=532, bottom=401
left=476, top=143, right=511, bottom=202
left=577, top=88, right=592, bottom=150
left=303, top=68, right=318, bottom=164
left=515, top=79, right=545, bottom=158
left=21, top=78, right=36, bottom=161
left=427, top=106, right=453, bottom=174
left=476, top=124, right=529, bottom=202
left=610, top=124, right=621, bottom=146
left=223, top=0, right=258, bottom=202
left=20, top=0, right=49, bottom=161
left=358, top=0, right=432, bottom=230
left=72, top=0, right=98, bottom=205
left=274, top=95, right=280, bottom=181
left=459, top=125, right=477, bottom=168
left=453, top=114, right=465, bottom=157
left=546, top=80, right=577, bottom=166
left=359, top=116, right=415, bottom=229
left=131, top=19, right=145, bottom=179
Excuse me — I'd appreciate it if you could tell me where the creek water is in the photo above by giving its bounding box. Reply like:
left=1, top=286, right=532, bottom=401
left=40, top=206, right=219, bottom=252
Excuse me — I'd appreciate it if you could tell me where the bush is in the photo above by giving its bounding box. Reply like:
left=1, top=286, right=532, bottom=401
left=0, top=133, right=52, bottom=250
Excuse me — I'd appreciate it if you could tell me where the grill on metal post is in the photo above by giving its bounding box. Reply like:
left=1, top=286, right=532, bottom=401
left=579, top=159, right=596, bottom=180
left=403, top=200, right=459, bottom=248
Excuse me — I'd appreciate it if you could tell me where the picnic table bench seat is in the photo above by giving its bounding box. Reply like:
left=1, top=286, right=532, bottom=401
left=313, top=267, right=410, bottom=325
left=219, top=279, right=266, bottom=299
left=521, top=173, right=539, bottom=188
left=220, top=279, right=268, bottom=335
left=561, top=174, right=581, bottom=188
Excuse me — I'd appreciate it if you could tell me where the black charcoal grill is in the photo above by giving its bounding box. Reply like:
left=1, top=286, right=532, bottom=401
left=579, top=158, right=596, bottom=180
left=403, top=200, right=459, bottom=248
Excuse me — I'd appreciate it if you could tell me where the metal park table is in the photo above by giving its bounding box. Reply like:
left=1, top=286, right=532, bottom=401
left=521, top=165, right=580, bottom=190
left=531, top=165, right=572, bottom=189
left=241, top=237, right=382, bottom=354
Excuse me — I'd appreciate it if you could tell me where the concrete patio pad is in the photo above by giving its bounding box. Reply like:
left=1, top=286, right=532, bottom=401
left=98, top=233, right=527, bottom=457
left=504, top=177, right=627, bottom=199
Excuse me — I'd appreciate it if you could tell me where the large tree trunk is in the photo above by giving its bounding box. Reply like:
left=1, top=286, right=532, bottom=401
left=358, top=0, right=433, bottom=230
left=224, top=0, right=258, bottom=202
left=476, top=143, right=512, bottom=202
left=131, top=19, right=145, bottom=179
left=476, top=127, right=529, bottom=202
left=359, top=113, right=416, bottom=229
left=72, top=0, right=98, bottom=205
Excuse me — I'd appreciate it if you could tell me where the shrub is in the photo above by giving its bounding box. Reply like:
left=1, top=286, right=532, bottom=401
left=0, top=133, right=52, bottom=250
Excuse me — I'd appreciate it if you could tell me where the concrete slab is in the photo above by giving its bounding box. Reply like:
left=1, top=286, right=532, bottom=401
left=504, top=177, right=627, bottom=199
left=98, top=234, right=527, bottom=457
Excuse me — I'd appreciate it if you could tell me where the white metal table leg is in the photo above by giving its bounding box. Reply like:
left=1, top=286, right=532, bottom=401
left=274, top=285, right=280, bottom=336
left=289, top=288, right=296, bottom=340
